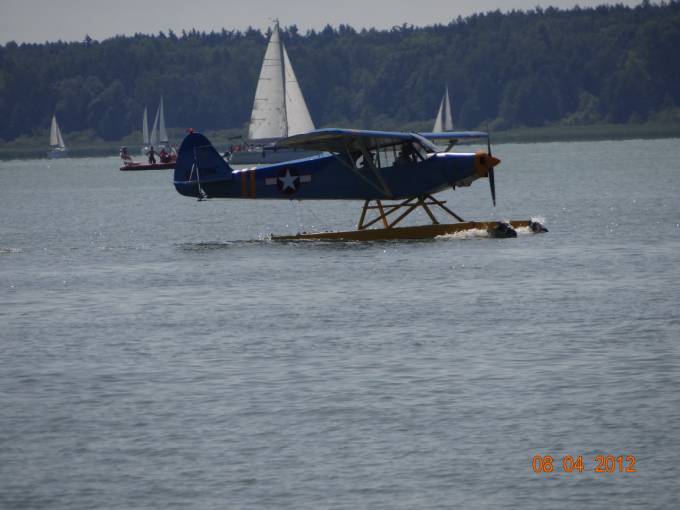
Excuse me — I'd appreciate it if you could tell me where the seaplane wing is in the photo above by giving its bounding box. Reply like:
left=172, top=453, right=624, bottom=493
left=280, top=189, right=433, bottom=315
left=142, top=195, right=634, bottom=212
left=419, top=130, right=490, bottom=155
left=275, top=128, right=437, bottom=154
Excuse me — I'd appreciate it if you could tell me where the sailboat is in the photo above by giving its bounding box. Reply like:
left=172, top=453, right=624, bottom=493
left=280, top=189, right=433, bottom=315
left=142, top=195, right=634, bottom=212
left=229, top=21, right=318, bottom=164
left=149, top=96, right=169, bottom=150
left=433, top=85, right=453, bottom=132
left=47, top=114, right=68, bottom=158
left=121, top=97, right=175, bottom=171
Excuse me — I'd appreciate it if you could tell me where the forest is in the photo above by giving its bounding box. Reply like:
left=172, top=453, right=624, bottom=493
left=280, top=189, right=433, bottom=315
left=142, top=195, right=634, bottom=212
left=1, top=1, right=679, bottom=142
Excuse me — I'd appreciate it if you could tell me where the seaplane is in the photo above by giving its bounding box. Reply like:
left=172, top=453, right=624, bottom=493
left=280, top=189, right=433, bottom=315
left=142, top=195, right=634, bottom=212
left=172, top=127, right=547, bottom=240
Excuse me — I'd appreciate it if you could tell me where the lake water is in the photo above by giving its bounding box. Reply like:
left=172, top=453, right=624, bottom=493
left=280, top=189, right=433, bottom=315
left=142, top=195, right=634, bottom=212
left=1, top=139, right=679, bottom=509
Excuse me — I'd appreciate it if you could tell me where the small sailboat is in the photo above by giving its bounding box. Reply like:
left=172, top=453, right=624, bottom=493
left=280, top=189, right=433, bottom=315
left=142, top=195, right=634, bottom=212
left=149, top=96, right=169, bottom=150
left=121, top=98, right=175, bottom=171
left=230, top=21, right=318, bottom=164
left=47, top=114, right=68, bottom=158
left=433, top=86, right=453, bottom=132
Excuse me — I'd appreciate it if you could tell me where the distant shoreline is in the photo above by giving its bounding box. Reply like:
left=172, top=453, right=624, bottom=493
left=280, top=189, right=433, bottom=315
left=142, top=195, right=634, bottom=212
left=490, top=122, right=680, bottom=144
left=2, top=122, right=679, bottom=160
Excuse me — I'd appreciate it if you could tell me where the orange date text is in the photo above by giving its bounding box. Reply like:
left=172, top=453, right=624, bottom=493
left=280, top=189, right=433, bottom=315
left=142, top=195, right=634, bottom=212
left=531, top=454, right=636, bottom=474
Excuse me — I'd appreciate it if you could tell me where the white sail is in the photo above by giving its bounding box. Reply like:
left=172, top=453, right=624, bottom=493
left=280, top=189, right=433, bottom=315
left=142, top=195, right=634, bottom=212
left=433, top=86, right=453, bottom=132
left=142, top=107, right=149, bottom=145
left=49, top=115, right=66, bottom=149
left=50, top=115, right=59, bottom=146
left=158, top=97, right=168, bottom=143
left=150, top=104, right=160, bottom=147
left=56, top=124, right=66, bottom=149
left=248, top=23, right=287, bottom=140
left=283, top=44, right=314, bottom=136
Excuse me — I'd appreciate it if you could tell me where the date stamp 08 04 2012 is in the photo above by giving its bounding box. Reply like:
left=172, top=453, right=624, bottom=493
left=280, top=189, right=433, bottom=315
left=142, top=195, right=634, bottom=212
left=531, top=455, right=637, bottom=474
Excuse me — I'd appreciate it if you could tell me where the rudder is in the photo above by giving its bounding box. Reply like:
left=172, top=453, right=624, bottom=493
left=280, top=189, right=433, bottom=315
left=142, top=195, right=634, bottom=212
left=173, top=132, right=232, bottom=197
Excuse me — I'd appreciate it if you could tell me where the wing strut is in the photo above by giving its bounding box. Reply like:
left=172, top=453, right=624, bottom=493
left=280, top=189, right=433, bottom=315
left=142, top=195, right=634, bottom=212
left=334, top=144, right=392, bottom=198
left=360, top=142, right=393, bottom=198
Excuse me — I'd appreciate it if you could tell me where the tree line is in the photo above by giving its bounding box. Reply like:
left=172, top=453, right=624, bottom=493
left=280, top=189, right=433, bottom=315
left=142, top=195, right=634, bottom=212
left=1, top=1, right=679, bottom=142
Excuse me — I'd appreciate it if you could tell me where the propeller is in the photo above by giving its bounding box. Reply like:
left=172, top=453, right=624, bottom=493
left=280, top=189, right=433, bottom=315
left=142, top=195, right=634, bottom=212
left=486, top=128, right=496, bottom=207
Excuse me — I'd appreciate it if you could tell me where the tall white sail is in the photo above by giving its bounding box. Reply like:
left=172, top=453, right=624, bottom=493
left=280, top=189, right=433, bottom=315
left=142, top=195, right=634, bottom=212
left=49, top=115, right=66, bottom=149
left=433, top=86, right=453, bottom=132
left=150, top=104, right=160, bottom=147
left=158, top=97, right=168, bottom=143
left=142, top=107, right=149, bottom=145
left=47, top=113, right=68, bottom=157
left=50, top=115, right=60, bottom=146
left=248, top=23, right=287, bottom=140
left=56, top=124, right=66, bottom=149
left=283, top=44, right=314, bottom=136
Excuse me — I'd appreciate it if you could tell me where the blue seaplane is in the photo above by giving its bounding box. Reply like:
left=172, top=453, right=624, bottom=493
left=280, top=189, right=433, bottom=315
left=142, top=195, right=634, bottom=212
left=172, top=128, right=547, bottom=240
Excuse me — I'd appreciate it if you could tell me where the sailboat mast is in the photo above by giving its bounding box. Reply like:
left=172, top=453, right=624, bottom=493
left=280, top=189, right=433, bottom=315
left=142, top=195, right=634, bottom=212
left=444, top=85, right=452, bottom=130
left=276, top=21, right=288, bottom=137
left=142, top=107, right=149, bottom=145
left=159, top=96, right=168, bottom=143
left=150, top=104, right=160, bottom=147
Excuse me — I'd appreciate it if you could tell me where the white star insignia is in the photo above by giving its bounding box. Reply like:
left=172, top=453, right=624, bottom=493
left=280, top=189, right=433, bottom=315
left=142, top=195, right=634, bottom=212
left=278, top=169, right=298, bottom=191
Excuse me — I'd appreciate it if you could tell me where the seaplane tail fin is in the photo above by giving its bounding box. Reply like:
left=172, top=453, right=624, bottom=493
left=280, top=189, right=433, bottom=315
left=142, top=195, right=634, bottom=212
left=174, top=132, right=232, bottom=197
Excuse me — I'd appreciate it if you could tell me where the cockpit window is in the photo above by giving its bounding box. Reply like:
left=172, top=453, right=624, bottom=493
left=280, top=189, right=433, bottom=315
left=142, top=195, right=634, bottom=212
left=351, top=136, right=440, bottom=169
left=411, top=134, right=440, bottom=154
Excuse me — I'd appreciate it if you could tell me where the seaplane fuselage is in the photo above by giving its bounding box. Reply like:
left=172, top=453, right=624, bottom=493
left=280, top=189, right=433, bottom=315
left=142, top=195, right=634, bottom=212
left=173, top=132, right=499, bottom=201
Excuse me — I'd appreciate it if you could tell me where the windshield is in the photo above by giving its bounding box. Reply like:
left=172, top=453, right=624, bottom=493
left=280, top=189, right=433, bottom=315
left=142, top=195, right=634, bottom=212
left=411, top=133, right=440, bottom=154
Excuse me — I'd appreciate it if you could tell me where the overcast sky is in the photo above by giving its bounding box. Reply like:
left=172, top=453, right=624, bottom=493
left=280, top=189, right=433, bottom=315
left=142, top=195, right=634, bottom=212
left=1, top=0, right=643, bottom=44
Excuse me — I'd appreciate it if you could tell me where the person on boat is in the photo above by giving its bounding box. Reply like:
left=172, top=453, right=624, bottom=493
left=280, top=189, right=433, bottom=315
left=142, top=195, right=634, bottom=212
left=159, top=147, right=169, bottom=163
left=170, top=144, right=178, bottom=161
left=148, top=146, right=156, bottom=164
left=120, top=146, right=133, bottom=165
